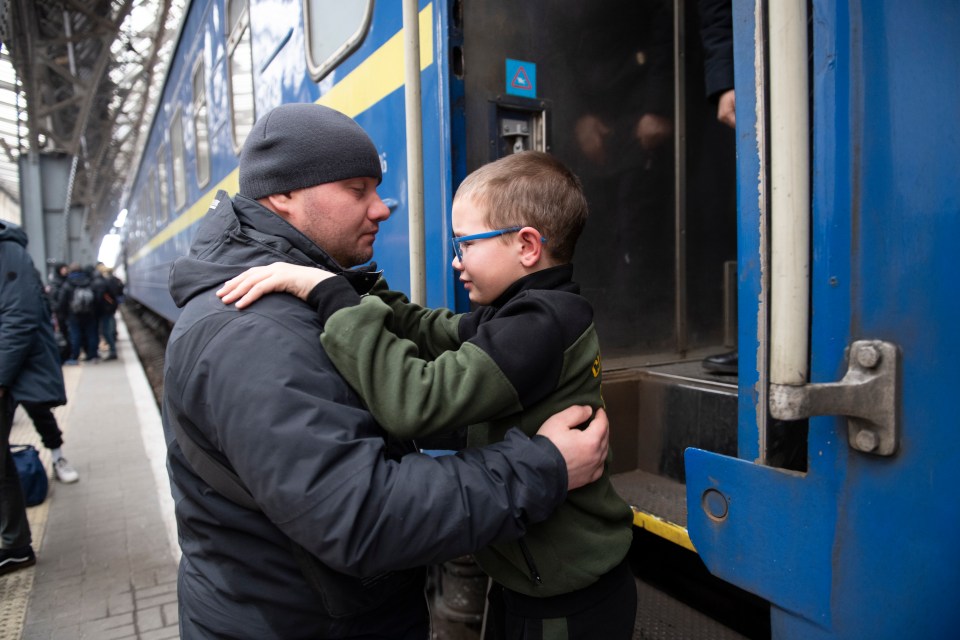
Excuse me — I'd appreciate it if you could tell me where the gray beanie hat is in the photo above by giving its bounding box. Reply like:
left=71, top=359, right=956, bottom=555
left=238, top=103, right=382, bottom=200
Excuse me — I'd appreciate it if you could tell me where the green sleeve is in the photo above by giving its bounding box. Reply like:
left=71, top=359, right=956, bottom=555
left=367, top=277, right=463, bottom=358
left=321, top=296, right=522, bottom=439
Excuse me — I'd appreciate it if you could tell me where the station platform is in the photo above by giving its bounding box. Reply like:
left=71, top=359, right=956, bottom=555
left=1, top=318, right=180, bottom=640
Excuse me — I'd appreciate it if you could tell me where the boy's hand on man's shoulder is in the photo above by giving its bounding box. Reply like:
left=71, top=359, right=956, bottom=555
left=217, top=262, right=336, bottom=308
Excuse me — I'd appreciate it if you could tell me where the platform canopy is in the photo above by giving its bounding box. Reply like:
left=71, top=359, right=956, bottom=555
left=0, top=0, right=184, bottom=245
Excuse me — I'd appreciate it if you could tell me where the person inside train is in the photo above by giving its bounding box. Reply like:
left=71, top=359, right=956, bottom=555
left=219, top=150, right=637, bottom=640
left=162, top=102, right=612, bottom=639
left=699, top=0, right=739, bottom=374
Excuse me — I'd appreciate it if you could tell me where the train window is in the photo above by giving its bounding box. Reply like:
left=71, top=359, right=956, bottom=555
left=302, top=0, right=373, bottom=81
left=192, top=61, right=210, bottom=187
left=156, top=146, right=169, bottom=227
left=171, top=107, right=187, bottom=211
left=227, top=0, right=255, bottom=151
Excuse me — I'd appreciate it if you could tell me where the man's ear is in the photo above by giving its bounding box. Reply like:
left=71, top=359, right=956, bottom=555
left=262, top=192, right=294, bottom=218
left=518, top=227, right=545, bottom=267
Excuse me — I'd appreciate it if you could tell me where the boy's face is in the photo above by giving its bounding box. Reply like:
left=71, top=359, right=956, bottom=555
left=451, top=196, right=528, bottom=305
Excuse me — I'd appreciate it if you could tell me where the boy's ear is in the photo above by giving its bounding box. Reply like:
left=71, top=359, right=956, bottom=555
left=518, top=227, right=545, bottom=267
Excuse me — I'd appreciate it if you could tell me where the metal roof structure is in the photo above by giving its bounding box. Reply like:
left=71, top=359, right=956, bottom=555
left=0, top=0, right=184, bottom=248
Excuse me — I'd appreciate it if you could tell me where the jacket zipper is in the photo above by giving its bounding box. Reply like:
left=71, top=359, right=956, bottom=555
left=518, top=539, right=542, bottom=586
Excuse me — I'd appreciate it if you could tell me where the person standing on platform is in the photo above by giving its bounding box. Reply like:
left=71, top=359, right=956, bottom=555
left=162, top=103, right=611, bottom=639
left=93, top=263, right=123, bottom=361
left=22, top=260, right=81, bottom=482
left=57, top=264, right=100, bottom=365
left=0, top=220, right=68, bottom=575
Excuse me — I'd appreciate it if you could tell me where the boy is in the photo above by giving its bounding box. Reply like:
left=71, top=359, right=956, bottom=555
left=219, top=151, right=636, bottom=639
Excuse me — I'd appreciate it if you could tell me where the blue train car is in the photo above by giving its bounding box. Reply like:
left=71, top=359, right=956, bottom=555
left=121, top=0, right=960, bottom=637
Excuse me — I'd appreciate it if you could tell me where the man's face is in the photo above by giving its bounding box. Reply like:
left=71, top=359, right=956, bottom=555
left=284, top=177, right=390, bottom=267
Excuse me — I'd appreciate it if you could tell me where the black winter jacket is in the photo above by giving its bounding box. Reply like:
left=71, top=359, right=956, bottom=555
left=162, top=192, right=571, bottom=639
left=0, top=221, right=66, bottom=406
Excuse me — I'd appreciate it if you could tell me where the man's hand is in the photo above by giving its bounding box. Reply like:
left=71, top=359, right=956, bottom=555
left=717, top=89, right=736, bottom=128
left=217, top=262, right=336, bottom=309
left=536, top=406, right=609, bottom=491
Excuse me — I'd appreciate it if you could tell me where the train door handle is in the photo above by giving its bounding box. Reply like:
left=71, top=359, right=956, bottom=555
left=768, top=340, right=901, bottom=456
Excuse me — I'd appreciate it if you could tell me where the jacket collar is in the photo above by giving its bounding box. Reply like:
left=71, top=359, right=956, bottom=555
left=489, top=264, right=577, bottom=309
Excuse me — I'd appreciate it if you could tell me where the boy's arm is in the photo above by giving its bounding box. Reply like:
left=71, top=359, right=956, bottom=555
left=320, top=283, right=593, bottom=441
left=319, top=285, right=522, bottom=439
left=217, top=264, right=577, bottom=439
left=366, top=276, right=464, bottom=358
left=217, top=262, right=464, bottom=358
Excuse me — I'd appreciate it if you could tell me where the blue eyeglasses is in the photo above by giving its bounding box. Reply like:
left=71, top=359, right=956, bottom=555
left=451, top=226, right=547, bottom=262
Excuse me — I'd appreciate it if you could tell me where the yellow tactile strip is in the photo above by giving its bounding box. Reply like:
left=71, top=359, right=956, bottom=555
left=0, top=366, right=79, bottom=640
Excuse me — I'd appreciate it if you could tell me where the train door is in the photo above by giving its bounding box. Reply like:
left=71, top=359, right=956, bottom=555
left=684, top=1, right=960, bottom=637
left=459, top=0, right=743, bottom=557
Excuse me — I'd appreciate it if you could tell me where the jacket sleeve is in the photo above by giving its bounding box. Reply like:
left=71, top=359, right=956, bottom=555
left=169, top=298, right=568, bottom=577
left=0, top=245, right=35, bottom=388
left=320, top=295, right=520, bottom=439
left=699, top=0, right=734, bottom=99
left=367, top=276, right=463, bottom=358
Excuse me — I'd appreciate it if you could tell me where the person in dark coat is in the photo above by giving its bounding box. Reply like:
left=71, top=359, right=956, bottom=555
left=57, top=263, right=100, bottom=364
left=162, top=103, right=611, bottom=639
left=699, top=0, right=739, bottom=374
left=92, top=263, right=123, bottom=360
left=0, top=220, right=68, bottom=575
left=12, top=262, right=80, bottom=483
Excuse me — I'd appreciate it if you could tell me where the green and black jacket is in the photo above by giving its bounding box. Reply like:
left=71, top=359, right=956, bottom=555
left=312, top=264, right=633, bottom=597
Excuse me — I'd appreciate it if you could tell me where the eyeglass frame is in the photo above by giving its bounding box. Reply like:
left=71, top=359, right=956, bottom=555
left=451, top=226, right=547, bottom=263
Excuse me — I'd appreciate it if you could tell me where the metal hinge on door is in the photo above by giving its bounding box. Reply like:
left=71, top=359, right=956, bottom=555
left=769, top=340, right=901, bottom=456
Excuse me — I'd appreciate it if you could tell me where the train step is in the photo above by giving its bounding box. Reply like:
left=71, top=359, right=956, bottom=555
left=605, top=358, right=738, bottom=550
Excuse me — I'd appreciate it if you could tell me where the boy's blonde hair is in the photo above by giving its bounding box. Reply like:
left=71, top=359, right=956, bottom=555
left=453, top=151, right=588, bottom=263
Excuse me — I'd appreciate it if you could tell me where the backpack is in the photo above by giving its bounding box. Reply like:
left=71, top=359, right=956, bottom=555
left=70, top=285, right=95, bottom=315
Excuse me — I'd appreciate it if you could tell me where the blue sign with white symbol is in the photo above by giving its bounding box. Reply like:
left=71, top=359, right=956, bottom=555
left=505, top=59, right=536, bottom=98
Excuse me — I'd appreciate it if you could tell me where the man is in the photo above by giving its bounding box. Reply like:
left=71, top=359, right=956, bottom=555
left=57, top=263, right=100, bottom=364
left=0, top=220, right=68, bottom=575
left=92, top=263, right=124, bottom=360
left=699, top=0, right=739, bottom=374
left=162, top=103, right=612, bottom=639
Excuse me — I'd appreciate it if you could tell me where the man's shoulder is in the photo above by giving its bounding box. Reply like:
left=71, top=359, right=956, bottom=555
left=172, top=290, right=324, bottom=352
